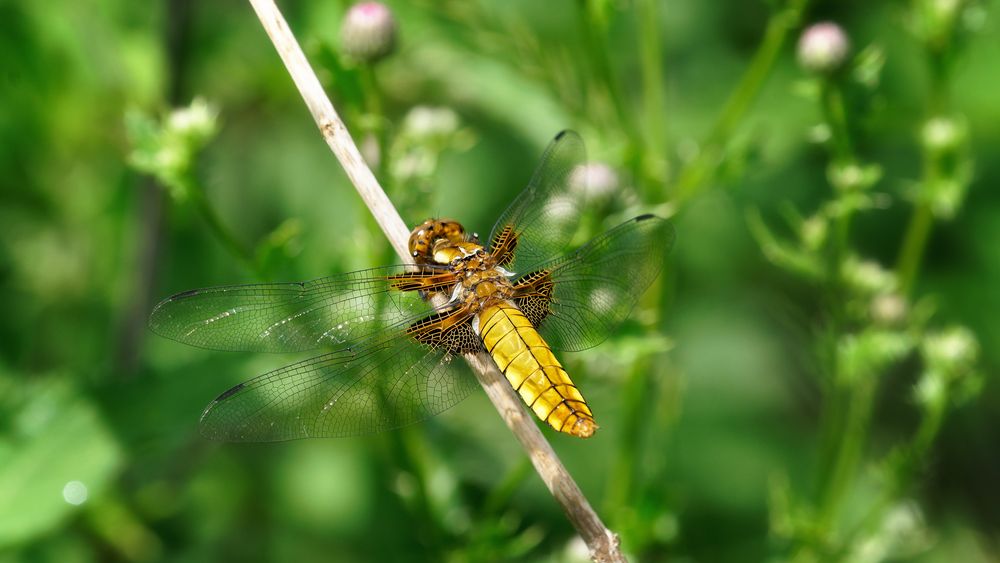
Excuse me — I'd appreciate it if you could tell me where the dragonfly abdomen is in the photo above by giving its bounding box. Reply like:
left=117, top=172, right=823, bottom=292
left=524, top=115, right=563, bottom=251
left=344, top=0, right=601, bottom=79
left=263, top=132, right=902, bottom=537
left=477, top=302, right=596, bottom=438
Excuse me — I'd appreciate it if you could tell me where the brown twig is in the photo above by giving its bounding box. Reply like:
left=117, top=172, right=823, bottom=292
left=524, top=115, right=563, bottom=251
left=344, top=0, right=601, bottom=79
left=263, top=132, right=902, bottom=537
left=246, top=1, right=626, bottom=561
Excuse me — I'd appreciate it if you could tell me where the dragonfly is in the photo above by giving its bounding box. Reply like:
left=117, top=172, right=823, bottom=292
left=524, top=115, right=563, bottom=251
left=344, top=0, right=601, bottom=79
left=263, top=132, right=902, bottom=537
left=150, top=130, right=675, bottom=441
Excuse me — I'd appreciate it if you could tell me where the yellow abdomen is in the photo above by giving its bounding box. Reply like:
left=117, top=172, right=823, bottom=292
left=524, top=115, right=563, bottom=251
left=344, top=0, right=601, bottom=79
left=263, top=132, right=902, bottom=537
left=478, top=301, right=596, bottom=438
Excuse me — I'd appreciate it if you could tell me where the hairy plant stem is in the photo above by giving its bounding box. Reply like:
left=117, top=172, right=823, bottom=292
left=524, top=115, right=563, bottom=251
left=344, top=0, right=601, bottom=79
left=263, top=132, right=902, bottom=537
left=673, top=0, right=809, bottom=205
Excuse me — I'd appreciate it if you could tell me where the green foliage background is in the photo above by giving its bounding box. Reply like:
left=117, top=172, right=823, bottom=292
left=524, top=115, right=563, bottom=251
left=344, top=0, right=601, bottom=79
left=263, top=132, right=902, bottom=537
left=1, top=0, right=997, bottom=561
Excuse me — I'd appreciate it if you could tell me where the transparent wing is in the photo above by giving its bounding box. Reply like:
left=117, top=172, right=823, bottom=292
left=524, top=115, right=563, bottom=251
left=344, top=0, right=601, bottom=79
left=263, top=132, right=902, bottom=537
left=199, top=330, right=479, bottom=441
left=519, top=215, right=675, bottom=352
left=487, top=130, right=586, bottom=274
left=149, top=265, right=454, bottom=353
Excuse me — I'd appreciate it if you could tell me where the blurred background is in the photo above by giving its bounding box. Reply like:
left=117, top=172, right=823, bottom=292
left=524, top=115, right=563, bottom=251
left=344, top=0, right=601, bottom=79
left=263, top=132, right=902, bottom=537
left=1, top=0, right=997, bottom=561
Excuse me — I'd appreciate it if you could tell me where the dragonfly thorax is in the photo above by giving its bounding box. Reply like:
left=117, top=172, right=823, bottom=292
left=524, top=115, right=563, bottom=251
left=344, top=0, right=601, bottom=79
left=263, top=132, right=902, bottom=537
left=444, top=245, right=513, bottom=308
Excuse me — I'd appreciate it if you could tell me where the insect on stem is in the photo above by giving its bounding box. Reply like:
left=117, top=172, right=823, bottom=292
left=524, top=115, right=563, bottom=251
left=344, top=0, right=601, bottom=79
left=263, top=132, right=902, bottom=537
left=244, top=1, right=627, bottom=561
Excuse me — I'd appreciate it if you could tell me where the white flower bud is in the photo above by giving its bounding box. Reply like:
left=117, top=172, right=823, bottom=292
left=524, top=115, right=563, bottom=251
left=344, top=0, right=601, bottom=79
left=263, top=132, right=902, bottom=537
left=166, top=97, right=218, bottom=145
left=871, top=293, right=907, bottom=325
left=798, top=22, right=850, bottom=74
left=843, top=257, right=896, bottom=295
left=402, top=106, right=460, bottom=140
left=569, top=162, right=620, bottom=203
left=921, top=115, right=966, bottom=154
left=922, top=326, right=978, bottom=376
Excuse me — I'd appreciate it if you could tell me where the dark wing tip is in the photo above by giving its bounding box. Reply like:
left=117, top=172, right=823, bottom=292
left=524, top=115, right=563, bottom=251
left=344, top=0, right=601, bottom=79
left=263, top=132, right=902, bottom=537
left=198, top=383, right=247, bottom=442
left=630, top=214, right=677, bottom=254
left=148, top=288, right=201, bottom=333
left=214, top=382, right=247, bottom=403
left=554, top=129, right=569, bottom=140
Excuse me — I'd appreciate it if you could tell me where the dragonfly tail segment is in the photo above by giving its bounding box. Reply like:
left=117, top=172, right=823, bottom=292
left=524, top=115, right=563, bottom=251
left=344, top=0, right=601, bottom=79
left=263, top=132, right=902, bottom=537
left=477, top=301, right=597, bottom=438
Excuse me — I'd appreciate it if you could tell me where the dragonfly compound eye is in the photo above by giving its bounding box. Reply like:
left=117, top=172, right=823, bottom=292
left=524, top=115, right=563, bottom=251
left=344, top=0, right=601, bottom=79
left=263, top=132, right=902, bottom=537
left=408, top=221, right=438, bottom=263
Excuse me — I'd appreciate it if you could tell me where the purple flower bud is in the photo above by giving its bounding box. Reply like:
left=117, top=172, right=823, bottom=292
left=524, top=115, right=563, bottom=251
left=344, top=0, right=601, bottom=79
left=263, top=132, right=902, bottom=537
left=797, top=22, right=850, bottom=74
left=340, top=2, right=397, bottom=63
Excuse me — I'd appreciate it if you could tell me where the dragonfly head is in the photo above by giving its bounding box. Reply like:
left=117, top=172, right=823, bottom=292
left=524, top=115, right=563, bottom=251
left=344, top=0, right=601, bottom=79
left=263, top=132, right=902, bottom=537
left=408, top=219, right=469, bottom=265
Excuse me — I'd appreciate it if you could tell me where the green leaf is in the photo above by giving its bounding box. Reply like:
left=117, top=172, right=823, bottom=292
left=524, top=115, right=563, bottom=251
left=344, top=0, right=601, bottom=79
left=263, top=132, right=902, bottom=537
left=0, top=374, right=123, bottom=547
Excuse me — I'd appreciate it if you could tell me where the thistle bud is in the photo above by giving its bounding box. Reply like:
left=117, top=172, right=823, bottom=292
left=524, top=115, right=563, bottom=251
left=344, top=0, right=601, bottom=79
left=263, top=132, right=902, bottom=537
left=166, top=97, right=218, bottom=145
left=797, top=22, right=850, bottom=74
left=871, top=293, right=907, bottom=325
left=403, top=106, right=460, bottom=141
left=842, top=257, right=896, bottom=295
left=340, top=2, right=397, bottom=63
left=921, top=115, right=966, bottom=155
left=921, top=326, right=978, bottom=377
left=569, top=162, right=620, bottom=203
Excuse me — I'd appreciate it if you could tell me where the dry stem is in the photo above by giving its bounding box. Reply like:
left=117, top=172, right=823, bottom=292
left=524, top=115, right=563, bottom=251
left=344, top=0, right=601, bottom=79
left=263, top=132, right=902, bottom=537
left=246, top=1, right=626, bottom=561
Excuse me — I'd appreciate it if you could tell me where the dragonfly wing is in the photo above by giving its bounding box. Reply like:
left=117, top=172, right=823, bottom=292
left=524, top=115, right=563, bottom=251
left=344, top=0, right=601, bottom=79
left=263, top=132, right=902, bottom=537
left=150, top=265, right=455, bottom=353
left=488, top=130, right=586, bottom=274
left=513, top=215, right=675, bottom=352
left=200, top=327, right=481, bottom=441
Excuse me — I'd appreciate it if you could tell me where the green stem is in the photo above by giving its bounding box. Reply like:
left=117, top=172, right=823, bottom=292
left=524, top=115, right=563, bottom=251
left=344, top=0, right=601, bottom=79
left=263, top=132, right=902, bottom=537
left=387, top=427, right=445, bottom=555
left=895, top=202, right=934, bottom=297
left=483, top=457, right=533, bottom=517
left=817, top=377, right=875, bottom=530
left=673, top=0, right=809, bottom=205
left=189, top=184, right=258, bottom=274
left=895, top=8, right=955, bottom=297
left=821, top=81, right=853, bottom=164
left=578, top=0, right=635, bottom=141
left=800, top=53, right=873, bottom=563
left=635, top=0, right=669, bottom=193
left=605, top=359, right=653, bottom=527
left=359, top=65, right=389, bottom=182
left=843, top=389, right=948, bottom=547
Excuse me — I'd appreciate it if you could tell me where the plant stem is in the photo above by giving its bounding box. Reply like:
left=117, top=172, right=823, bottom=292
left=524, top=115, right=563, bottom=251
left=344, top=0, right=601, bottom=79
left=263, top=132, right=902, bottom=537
left=358, top=64, right=390, bottom=182
left=802, top=51, right=872, bottom=561
left=821, top=81, right=853, bottom=163
left=483, top=457, right=533, bottom=517
left=387, top=427, right=445, bottom=556
left=115, top=0, right=193, bottom=375
left=188, top=184, right=258, bottom=274
left=673, top=0, right=809, bottom=206
left=635, top=0, right=669, bottom=193
left=578, top=0, right=634, bottom=142
left=246, top=1, right=627, bottom=560
left=896, top=202, right=934, bottom=296
left=842, top=384, right=948, bottom=547
left=605, top=361, right=651, bottom=526
left=817, top=377, right=875, bottom=530
left=895, top=10, right=956, bottom=296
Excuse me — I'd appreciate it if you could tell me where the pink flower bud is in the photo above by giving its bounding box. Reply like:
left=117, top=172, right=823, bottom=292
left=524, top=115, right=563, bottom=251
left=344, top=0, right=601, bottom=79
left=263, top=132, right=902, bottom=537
left=340, top=2, right=397, bottom=63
